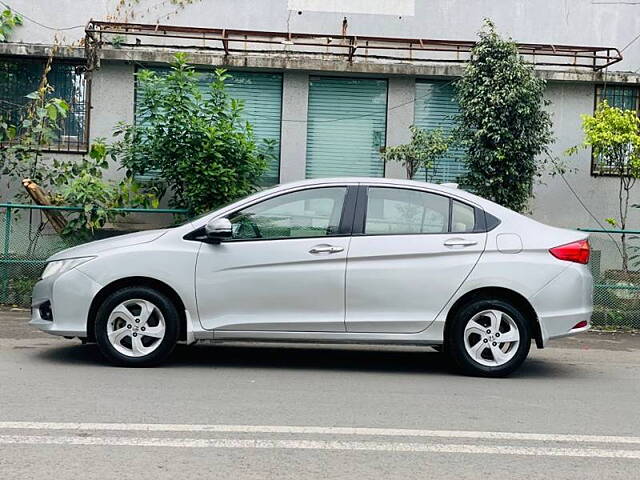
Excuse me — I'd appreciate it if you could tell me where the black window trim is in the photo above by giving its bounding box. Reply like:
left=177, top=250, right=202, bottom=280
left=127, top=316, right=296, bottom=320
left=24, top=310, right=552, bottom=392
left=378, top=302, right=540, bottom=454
left=353, top=184, right=497, bottom=237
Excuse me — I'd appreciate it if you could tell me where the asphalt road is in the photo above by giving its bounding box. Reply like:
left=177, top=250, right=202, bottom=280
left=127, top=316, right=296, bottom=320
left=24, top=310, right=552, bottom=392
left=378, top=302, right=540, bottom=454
left=1, top=307, right=640, bottom=479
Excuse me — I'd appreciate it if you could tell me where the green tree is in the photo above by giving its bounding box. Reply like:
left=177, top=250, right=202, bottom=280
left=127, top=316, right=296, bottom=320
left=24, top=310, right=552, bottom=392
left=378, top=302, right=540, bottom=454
left=455, top=20, right=553, bottom=212
left=1, top=84, right=70, bottom=187
left=381, top=126, right=451, bottom=180
left=50, top=141, right=158, bottom=238
left=568, top=101, right=640, bottom=271
left=110, top=53, right=272, bottom=214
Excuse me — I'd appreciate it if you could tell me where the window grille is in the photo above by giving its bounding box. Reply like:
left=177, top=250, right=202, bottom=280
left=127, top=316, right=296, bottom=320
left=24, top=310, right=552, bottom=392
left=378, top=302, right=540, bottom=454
left=591, top=85, right=640, bottom=176
left=0, top=56, right=89, bottom=152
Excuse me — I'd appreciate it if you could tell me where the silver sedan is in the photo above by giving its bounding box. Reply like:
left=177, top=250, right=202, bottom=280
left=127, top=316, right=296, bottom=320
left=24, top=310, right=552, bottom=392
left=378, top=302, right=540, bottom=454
left=30, top=178, right=592, bottom=376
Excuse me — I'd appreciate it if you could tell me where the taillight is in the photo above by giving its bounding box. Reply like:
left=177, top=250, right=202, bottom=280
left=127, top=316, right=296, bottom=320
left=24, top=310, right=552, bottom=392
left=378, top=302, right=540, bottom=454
left=549, top=239, right=590, bottom=264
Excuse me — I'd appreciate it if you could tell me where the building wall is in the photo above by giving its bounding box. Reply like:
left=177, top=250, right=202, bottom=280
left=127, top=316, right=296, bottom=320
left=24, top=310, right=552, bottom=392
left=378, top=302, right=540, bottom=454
left=533, top=82, right=605, bottom=228
left=2, top=0, right=640, bottom=246
left=2, top=58, right=638, bottom=230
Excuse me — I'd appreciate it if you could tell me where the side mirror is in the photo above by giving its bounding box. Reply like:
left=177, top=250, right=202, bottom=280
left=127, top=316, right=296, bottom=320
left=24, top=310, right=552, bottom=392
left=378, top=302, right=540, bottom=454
left=204, top=218, right=232, bottom=242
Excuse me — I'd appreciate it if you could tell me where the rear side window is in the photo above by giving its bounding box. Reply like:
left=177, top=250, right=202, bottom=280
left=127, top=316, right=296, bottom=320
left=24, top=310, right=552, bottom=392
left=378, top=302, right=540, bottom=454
left=364, top=187, right=450, bottom=235
left=452, top=200, right=476, bottom=232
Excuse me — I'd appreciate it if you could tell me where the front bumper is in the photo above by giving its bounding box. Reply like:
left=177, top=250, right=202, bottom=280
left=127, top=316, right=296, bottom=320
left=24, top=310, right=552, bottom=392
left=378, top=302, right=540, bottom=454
left=30, top=268, right=103, bottom=337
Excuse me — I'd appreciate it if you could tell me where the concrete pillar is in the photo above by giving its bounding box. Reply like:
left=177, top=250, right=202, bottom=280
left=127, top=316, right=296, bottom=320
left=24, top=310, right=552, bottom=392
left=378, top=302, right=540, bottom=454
left=279, top=71, right=309, bottom=183
left=90, top=62, right=135, bottom=139
left=384, top=76, right=415, bottom=179
left=90, top=62, right=136, bottom=181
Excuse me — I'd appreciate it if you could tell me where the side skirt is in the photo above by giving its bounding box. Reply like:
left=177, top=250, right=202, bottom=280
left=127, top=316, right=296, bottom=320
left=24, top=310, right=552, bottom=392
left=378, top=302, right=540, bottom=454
left=193, top=322, right=445, bottom=346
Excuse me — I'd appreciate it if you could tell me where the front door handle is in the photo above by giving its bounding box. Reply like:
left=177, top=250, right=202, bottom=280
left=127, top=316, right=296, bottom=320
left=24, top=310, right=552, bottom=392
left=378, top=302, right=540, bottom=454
left=444, top=238, right=478, bottom=247
left=309, top=244, right=345, bottom=254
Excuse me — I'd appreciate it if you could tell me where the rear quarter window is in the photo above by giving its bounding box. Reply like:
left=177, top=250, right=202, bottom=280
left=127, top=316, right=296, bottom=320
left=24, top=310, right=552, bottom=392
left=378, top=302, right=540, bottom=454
left=452, top=201, right=476, bottom=233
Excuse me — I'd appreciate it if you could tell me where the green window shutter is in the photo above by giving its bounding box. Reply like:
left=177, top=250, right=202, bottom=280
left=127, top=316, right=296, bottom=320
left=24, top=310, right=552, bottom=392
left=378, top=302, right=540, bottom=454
left=306, top=77, right=387, bottom=179
left=413, top=81, right=465, bottom=184
left=597, top=85, right=639, bottom=111
left=215, top=72, right=282, bottom=186
left=135, top=69, right=282, bottom=185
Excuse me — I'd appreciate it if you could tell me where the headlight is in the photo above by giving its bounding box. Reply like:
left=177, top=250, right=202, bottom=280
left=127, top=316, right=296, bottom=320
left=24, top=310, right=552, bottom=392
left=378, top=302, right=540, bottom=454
left=41, top=257, right=95, bottom=280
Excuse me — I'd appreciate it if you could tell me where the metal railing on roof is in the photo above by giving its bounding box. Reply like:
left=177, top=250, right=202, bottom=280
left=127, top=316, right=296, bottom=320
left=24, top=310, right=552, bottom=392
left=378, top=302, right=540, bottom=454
left=84, top=20, right=623, bottom=72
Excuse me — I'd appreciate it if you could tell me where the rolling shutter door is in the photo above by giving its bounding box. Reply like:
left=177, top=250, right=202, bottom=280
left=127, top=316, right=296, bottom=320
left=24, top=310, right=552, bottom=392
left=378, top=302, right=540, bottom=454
left=413, top=81, right=466, bottom=184
left=220, top=72, right=282, bottom=185
left=306, top=77, right=387, bottom=179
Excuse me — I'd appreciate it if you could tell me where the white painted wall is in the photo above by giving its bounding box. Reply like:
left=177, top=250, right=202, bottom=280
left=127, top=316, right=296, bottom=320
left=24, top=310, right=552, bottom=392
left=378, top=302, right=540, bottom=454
left=385, top=77, right=415, bottom=180
left=279, top=71, right=309, bottom=183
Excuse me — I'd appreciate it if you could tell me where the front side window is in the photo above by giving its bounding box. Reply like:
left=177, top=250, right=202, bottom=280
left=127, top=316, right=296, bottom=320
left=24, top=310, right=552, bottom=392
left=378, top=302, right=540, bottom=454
left=228, top=187, right=347, bottom=240
left=592, top=85, right=640, bottom=176
left=0, top=57, right=89, bottom=152
left=365, top=187, right=450, bottom=235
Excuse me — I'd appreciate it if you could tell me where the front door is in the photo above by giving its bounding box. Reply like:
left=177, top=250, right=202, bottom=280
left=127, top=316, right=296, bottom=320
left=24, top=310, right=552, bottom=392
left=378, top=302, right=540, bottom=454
left=195, top=186, right=354, bottom=332
left=346, top=186, right=486, bottom=333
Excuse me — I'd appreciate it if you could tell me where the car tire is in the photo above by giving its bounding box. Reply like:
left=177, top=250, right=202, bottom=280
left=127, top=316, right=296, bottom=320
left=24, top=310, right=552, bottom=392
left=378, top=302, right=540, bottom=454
left=445, top=299, right=531, bottom=378
left=95, top=286, right=179, bottom=367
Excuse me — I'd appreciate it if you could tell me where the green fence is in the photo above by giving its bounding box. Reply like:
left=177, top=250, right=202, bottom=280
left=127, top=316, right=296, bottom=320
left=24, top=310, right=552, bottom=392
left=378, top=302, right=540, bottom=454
left=0, top=203, right=188, bottom=306
left=580, top=228, right=640, bottom=330
left=1, top=203, right=640, bottom=329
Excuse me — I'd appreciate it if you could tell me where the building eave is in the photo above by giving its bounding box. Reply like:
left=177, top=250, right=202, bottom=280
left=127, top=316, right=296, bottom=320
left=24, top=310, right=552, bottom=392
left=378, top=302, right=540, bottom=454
left=1, top=42, right=639, bottom=85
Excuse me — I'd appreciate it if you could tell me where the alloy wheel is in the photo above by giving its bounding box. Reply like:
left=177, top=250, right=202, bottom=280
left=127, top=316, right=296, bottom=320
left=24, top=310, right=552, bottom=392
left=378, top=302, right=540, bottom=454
left=463, top=309, right=520, bottom=367
left=106, top=299, right=166, bottom=358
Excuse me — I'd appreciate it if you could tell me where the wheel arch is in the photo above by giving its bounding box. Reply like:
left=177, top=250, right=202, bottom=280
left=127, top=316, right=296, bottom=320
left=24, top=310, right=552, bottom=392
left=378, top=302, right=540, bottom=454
left=86, top=276, right=187, bottom=342
left=443, top=287, right=544, bottom=349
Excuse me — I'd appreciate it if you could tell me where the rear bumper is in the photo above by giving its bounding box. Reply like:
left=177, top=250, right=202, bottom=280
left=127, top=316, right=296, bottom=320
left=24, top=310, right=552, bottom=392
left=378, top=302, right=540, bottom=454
left=530, top=263, right=593, bottom=346
left=537, top=311, right=591, bottom=345
left=30, top=268, right=102, bottom=337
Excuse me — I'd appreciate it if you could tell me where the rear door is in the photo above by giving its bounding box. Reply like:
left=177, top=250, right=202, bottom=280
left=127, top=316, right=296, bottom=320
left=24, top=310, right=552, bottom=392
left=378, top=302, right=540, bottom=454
left=345, top=185, right=486, bottom=333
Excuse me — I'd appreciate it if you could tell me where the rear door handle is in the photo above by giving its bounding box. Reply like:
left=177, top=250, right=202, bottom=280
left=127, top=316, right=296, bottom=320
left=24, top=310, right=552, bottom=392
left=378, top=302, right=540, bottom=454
left=309, top=244, right=344, bottom=254
left=444, top=238, right=478, bottom=247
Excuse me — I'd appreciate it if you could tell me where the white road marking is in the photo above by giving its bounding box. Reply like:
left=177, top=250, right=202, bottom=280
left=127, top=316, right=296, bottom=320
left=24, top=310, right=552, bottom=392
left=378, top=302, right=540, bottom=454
left=0, top=421, right=639, bottom=445
left=1, top=434, right=640, bottom=459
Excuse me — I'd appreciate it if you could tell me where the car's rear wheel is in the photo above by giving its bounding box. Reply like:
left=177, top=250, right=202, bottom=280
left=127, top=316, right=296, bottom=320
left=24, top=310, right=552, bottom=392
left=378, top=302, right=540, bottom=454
left=95, top=286, right=179, bottom=367
left=446, top=299, right=531, bottom=377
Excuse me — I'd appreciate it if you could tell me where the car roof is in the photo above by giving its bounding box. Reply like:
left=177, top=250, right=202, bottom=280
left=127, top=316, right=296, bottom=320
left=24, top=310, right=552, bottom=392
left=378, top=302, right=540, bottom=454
left=270, top=177, right=488, bottom=208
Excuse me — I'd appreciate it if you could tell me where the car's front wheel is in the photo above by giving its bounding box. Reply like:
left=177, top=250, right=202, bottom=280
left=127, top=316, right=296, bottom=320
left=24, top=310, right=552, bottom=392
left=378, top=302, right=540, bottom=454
left=446, top=299, right=531, bottom=377
left=94, top=286, right=179, bottom=367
